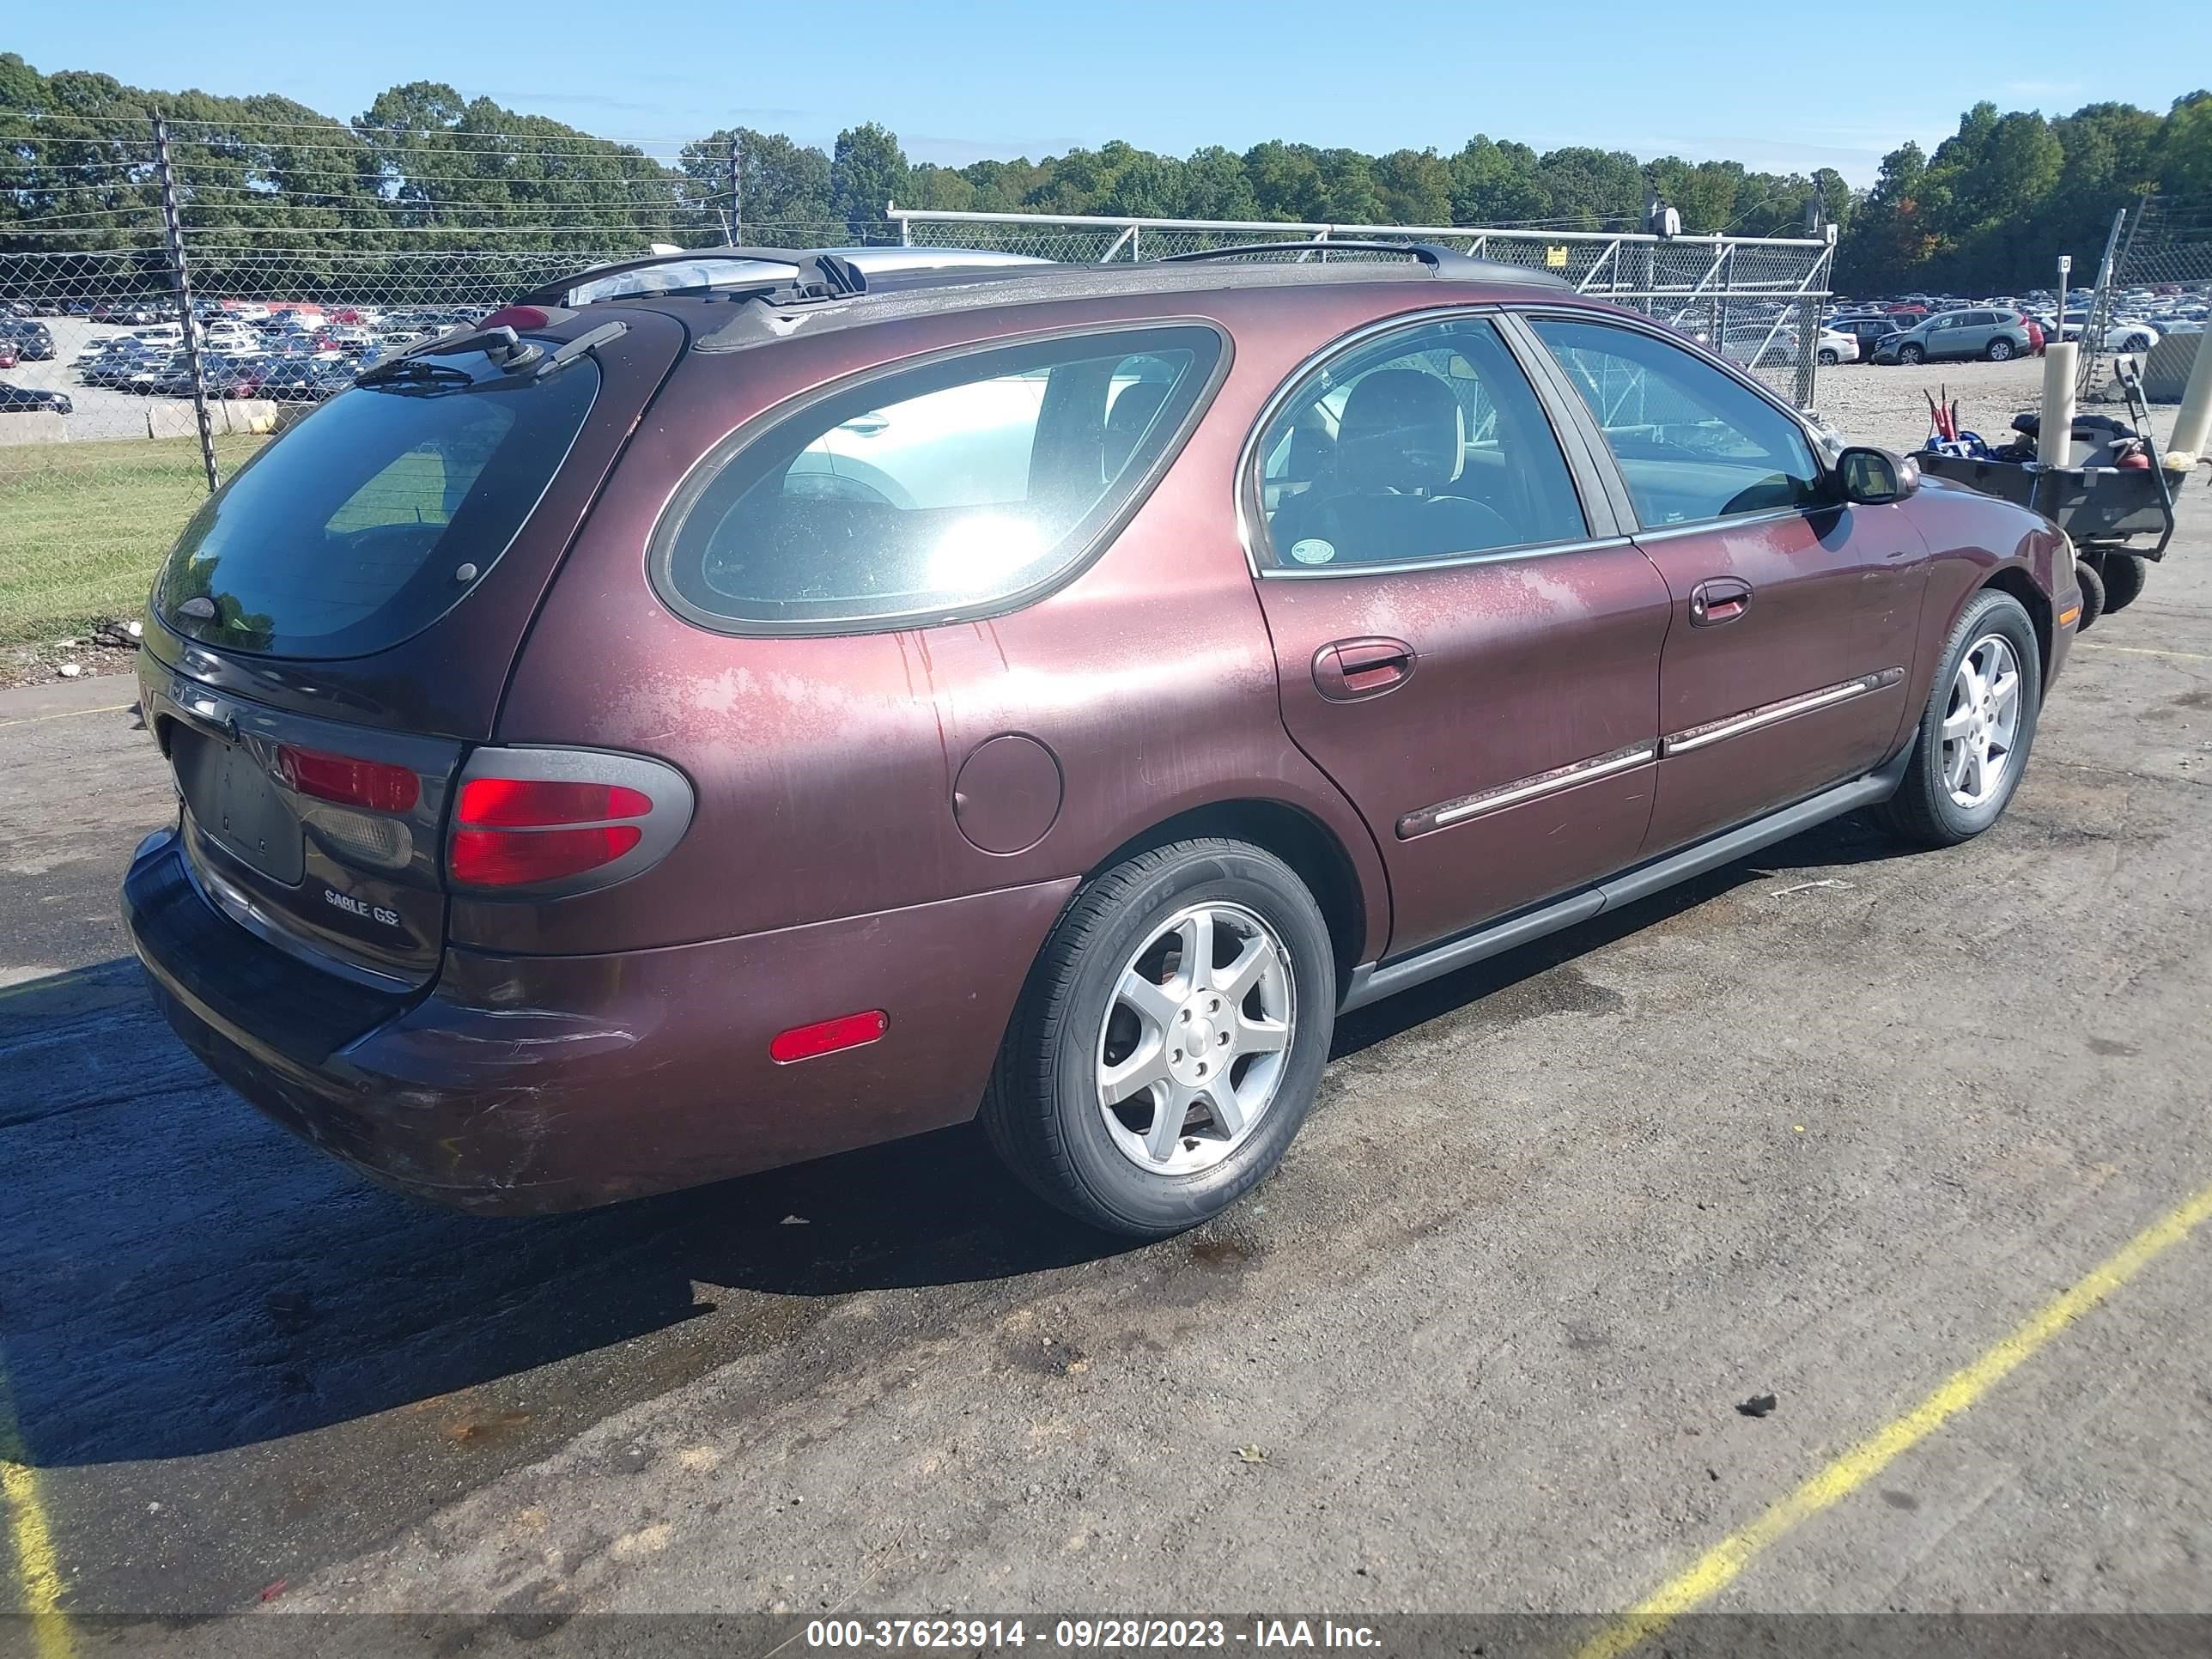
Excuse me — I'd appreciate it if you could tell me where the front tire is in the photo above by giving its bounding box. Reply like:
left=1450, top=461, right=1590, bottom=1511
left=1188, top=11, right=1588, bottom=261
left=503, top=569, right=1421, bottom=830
left=982, top=839, right=1336, bottom=1238
left=1872, top=590, right=2041, bottom=848
left=1899, top=343, right=1925, bottom=365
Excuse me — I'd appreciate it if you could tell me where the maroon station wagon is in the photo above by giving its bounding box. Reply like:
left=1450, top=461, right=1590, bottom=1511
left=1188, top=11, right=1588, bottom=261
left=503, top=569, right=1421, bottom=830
left=125, top=243, right=2081, bottom=1237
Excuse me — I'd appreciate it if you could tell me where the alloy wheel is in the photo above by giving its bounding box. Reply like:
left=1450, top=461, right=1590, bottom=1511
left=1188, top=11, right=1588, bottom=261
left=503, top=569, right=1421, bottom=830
left=1942, top=634, right=2023, bottom=810
left=1096, top=902, right=1294, bottom=1176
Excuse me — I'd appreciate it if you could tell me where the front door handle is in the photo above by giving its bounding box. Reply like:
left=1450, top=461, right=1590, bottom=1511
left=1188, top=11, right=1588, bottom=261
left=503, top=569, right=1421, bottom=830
left=1313, top=636, right=1416, bottom=702
left=1688, top=577, right=1753, bottom=627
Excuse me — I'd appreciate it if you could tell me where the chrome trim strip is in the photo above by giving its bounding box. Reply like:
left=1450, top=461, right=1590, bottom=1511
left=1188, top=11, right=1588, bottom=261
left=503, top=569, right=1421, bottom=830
left=1258, top=532, right=1636, bottom=580
left=1399, top=742, right=1656, bottom=840
left=1662, top=668, right=1905, bottom=757
left=1627, top=506, right=1808, bottom=545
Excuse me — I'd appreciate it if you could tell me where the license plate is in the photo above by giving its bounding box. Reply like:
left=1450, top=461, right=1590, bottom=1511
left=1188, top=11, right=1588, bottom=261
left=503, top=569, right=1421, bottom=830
left=173, top=729, right=304, bottom=884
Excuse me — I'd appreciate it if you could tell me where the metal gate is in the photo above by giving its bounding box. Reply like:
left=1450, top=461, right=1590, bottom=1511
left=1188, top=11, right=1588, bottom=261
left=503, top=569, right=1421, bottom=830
left=887, top=207, right=1838, bottom=409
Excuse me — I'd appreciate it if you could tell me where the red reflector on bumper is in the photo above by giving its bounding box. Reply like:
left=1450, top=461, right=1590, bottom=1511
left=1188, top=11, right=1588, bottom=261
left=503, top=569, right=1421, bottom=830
left=769, top=1010, right=888, bottom=1064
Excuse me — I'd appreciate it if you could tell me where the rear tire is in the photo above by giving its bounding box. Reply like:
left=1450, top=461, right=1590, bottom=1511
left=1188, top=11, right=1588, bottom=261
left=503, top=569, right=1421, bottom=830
left=2074, top=559, right=2106, bottom=633
left=1819, top=349, right=1839, bottom=366
left=981, top=838, right=1336, bottom=1239
left=1899, top=343, right=1924, bottom=365
left=1872, top=589, right=2041, bottom=848
left=1987, top=337, right=2015, bottom=362
left=2100, top=551, right=2147, bottom=613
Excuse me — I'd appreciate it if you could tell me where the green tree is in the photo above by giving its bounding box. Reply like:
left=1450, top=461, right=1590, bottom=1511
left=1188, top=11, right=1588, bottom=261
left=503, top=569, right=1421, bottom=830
left=830, top=122, right=908, bottom=239
left=1371, top=148, right=1454, bottom=225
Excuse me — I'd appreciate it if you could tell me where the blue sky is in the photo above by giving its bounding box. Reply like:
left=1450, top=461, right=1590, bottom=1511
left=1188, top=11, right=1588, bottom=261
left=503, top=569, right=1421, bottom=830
left=12, top=3, right=2211, bottom=185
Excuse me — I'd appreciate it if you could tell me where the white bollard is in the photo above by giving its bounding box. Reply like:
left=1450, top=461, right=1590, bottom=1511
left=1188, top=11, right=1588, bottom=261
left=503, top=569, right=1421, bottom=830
left=2166, top=333, right=2212, bottom=468
left=2038, top=342, right=2078, bottom=468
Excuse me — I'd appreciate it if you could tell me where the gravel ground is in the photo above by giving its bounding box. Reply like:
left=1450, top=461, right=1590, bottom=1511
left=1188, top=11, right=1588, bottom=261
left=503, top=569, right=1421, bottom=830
left=1811, top=355, right=2180, bottom=456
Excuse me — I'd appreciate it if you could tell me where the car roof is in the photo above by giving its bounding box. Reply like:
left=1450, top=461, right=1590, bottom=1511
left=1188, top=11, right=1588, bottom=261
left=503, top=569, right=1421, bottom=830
left=523, top=243, right=1578, bottom=356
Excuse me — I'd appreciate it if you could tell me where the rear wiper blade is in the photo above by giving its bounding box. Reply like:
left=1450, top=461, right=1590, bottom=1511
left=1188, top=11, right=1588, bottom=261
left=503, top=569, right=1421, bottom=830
left=355, top=357, right=475, bottom=388
left=532, top=319, right=627, bottom=379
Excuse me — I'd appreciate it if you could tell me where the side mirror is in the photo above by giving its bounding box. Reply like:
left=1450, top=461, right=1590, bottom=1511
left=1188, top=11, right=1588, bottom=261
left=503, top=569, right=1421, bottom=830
left=1838, top=446, right=1919, bottom=505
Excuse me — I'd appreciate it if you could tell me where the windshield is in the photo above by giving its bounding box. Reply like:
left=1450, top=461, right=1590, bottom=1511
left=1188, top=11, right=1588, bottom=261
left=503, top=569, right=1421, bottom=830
left=154, top=357, right=598, bottom=659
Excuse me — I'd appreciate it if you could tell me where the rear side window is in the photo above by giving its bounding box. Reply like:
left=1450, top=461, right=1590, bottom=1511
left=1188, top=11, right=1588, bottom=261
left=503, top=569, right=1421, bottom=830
left=155, top=362, right=598, bottom=658
left=1251, top=315, right=1587, bottom=569
left=653, top=325, right=1221, bottom=633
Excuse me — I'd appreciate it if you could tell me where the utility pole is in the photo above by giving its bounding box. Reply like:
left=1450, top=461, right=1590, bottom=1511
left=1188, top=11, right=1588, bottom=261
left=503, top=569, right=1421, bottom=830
left=726, top=130, right=743, bottom=246
left=152, top=111, right=219, bottom=493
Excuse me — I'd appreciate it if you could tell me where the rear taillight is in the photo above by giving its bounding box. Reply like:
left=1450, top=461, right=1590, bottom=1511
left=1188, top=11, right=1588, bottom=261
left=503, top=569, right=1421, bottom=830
left=278, top=744, right=420, bottom=812
left=445, top=750, right=692, bottom=895
left=451, top=822, right=641, bottom=885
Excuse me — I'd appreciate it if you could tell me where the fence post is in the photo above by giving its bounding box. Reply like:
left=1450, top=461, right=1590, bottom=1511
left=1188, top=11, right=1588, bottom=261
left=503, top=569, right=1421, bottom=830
left=738, top=130, right=756, bottom=245
left=152, top=112, right=219, bottom=494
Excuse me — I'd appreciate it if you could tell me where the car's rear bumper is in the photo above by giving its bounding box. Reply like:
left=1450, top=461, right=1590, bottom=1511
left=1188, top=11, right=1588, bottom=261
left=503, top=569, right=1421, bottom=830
left=125, top=829, right=1076, bottom=1213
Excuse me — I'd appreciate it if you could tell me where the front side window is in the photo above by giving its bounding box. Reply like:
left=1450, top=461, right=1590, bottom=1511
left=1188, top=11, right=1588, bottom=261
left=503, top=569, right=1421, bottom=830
left=1251, top=316, right=1586, bottom=570
left=655, top=325, right=1220, bottom=632
left=1527, top=317, right=1822, bottom=527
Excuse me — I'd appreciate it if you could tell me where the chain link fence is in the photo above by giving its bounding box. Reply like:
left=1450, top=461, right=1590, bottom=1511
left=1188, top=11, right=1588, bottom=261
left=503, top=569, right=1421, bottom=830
left=887, top=208, right=1837, bottom=408
left=1, top=109, right=1832, bottom=653
left=2070, top=195, right=2212, bottom=404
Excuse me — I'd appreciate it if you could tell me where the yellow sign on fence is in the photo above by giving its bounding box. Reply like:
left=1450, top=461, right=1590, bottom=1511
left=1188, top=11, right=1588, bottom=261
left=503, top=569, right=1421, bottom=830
left=1545, top=246, right=1569, bottom=270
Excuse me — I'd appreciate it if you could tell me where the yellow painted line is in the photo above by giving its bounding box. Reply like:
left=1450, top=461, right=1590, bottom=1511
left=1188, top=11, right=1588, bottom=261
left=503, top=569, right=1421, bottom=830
left=0, top=702, right=133, bottom=732
left=1574, top=1177, right=2212, bottom=1659
left=0, top=1360, right=73, bottom=1659
left=2073, top=642, right=2212, bottom=663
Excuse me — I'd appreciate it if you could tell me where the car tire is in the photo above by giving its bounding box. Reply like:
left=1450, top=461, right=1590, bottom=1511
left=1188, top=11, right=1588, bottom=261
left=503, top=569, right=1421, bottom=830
left=1872, top=588, right=2042, bottom=849
left=982, top=837, right=1336, bottom=1239
left=2073, top=558, right=2106, bottom=633
left=2100, top=551, right=2147, bottom=613
left=1899, top=343, right=1924, bottom=365
left=1987, top=337, right=2015, bottom=362
left=1818, top=349, right=1839, bottom=366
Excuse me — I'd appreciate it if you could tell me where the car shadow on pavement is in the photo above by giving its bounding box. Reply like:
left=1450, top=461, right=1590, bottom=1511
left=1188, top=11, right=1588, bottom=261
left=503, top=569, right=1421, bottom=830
left=2, top=811, right=1910, bottom=1469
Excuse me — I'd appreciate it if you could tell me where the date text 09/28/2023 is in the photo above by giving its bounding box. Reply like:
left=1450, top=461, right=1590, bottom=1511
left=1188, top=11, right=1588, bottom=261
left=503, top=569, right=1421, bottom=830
left=803, top=1618, right=1383, bottom=1650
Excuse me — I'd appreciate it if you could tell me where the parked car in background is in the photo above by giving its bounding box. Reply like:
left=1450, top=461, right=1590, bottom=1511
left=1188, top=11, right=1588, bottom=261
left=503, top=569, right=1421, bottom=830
left=0, top=380, right=71, bottom=415
left=2051, top=313, right=2160, bottom=353
left=1829, top=314, right=1901, bottom=362
left=0, top=341, right=18, bottom=371
left=127, top=349, right=191, bottom=394
left=0, top=319, right=57, bottom=361
left=1718, top=324, right=1858, bottom=368
left=161, top=353, right=267, bottom=398
left=1872, top=307, right=2033, bottom=364
left=254, top=356, right=356, bottom=401
left=123, top=244, right=2079, bottom=1238
left=78, top=343, right=155, bottom=387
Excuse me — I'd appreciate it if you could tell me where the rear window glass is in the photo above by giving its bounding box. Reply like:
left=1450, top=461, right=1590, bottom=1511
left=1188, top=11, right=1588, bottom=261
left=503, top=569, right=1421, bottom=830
left=154, top=359, right=597, bottom=658
left=653, top=325, right=1221, bottom=633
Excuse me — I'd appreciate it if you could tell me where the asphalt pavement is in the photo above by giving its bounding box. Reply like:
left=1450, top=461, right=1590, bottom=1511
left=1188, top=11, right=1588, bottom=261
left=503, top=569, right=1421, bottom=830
left=3, top=419, right=2210, bottom=1650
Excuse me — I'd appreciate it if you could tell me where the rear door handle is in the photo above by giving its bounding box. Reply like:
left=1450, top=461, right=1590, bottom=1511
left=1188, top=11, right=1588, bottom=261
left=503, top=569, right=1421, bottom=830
left=1313, top=636, right=1416, bottom=702
left=1688, top=577, right=1753, bottom=627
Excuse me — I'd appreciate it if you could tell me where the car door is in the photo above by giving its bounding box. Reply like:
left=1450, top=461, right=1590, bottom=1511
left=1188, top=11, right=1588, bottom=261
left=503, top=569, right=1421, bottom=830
left=1245, top=313, right=1671, bottom=959
left=1517, top=313, right=1928, bottom=860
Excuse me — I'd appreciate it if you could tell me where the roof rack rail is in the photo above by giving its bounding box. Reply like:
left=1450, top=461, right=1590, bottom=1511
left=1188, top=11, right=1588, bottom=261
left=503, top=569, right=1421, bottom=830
left=1159, top=240, right=1570, bottom=287
left=514, top=248, right=869, bottom=309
